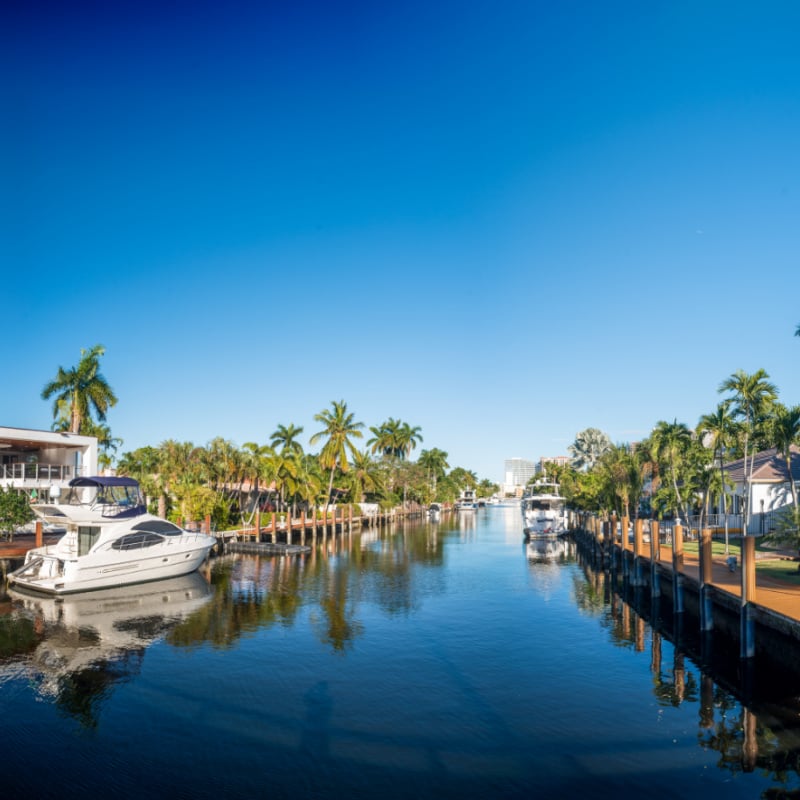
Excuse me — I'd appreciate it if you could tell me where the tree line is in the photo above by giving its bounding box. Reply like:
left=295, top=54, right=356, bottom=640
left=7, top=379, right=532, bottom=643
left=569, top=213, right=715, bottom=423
left=39, top=346, right=499, bottom=528
left=547, top=367, right=800, bottom=546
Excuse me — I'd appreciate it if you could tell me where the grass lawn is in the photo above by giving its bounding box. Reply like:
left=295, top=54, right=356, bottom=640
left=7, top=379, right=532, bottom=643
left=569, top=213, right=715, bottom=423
left=754, top=558, right=800, bottom=584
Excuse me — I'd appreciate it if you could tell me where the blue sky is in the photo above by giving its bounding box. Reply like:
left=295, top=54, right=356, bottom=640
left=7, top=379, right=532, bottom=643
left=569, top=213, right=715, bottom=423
left=2, top=1, right=800, bottom=483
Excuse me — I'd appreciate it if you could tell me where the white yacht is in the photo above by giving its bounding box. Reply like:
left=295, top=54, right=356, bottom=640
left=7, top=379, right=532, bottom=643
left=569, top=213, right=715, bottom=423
left=8, top=476, right=216, bottom=595
left=521, top=481, right=568, bottom=539
left=456, top=489, right=477, bottom=512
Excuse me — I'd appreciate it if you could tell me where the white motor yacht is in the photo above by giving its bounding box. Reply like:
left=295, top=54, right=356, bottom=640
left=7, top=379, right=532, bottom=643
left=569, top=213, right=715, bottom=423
left=521, top=481, right=568, bottom=539
left=8, top=476, right=216, bottom=595
left=456, top=489, right=477, bottom=512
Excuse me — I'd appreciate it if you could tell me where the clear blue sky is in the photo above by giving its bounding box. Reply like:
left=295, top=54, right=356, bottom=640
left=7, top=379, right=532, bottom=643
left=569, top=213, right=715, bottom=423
left=2, top=1, right=800, bottom=483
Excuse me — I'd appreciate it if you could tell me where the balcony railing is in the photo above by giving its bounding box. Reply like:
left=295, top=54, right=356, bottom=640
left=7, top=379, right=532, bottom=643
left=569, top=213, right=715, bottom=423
left=0, top=463, right=79, bottom=482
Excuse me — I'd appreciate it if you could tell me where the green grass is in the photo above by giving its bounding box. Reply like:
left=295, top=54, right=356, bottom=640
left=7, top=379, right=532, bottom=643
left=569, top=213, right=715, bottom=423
left=754, top=558, right=800, bottom=584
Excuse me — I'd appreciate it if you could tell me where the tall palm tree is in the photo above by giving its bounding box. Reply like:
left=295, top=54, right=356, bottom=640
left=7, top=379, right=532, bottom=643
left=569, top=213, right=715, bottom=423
left=397, top=422, right=423, bottom=460
left=347, top=449, right=385, bottom=504
left=418, top=448, right=450, bottom=497
left=769, top=403, right=800, bottom=509
left=41, top=344, right=118, bottom=434
left=697, top=400, right=738, bottom=553
left=270, top=423, right=305, bottom=456
left=650, top=419, right=694, bottom=522
left=310, top=400, right=364, bottom=510
left=719, top=369, right=778, bottom=526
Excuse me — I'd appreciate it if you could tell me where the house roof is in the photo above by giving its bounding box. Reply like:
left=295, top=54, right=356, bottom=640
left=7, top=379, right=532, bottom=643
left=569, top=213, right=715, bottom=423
left=723, top=445, right=800, bottom=484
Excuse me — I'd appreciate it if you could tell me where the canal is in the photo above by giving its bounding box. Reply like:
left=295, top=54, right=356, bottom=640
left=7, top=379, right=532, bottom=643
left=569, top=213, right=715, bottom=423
left=2, top=506, right=800, bottom=798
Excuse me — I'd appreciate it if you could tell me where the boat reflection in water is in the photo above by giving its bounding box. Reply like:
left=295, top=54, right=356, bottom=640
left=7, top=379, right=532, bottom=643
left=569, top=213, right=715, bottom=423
left=526, top=535, right=572, bottom=562
left=6, top=572, right=213, bottom=710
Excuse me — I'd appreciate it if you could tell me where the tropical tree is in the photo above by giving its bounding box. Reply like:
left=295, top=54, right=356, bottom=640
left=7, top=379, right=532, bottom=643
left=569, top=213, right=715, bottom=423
left=310, top=400, right=364, bottom=510
left=0, top=487, right=34, bottom=541
left=596, top=444, right=644, bottom=520
left=41, top=344, right=118, bottom=435
left=270, top=423, right=305, bottom=456
left=767, top=403, right=800, bottom=509
left=649, top=419, right=694, bottom=521
left=719, top=369, right=778, bottom=526
left=346, top=449, right=385, bottom=504
left=397, top=422, right=423, bottom=459
left=568, top=428, right=612, bottom=471
left=417, top=448, right=450, bottom=496
left=697, top=400, right=738, bottom=553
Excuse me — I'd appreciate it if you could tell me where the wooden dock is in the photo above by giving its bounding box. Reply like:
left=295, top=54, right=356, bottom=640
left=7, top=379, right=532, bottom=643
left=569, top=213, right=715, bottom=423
left=572, top=512, right=800, bottom=658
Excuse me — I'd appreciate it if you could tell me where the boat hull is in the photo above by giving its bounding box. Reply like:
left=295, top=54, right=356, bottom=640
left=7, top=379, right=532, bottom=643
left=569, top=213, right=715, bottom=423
left=8, top=536, right=215, bottom=595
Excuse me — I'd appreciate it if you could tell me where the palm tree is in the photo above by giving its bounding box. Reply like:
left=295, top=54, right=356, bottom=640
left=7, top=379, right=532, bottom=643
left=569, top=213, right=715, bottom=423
left=719, top=369, right=778, bottom=526
left=347, top=449, right=385, bottom=504
left=650, top=420, right=694, bottom=522
left=768, top=403, right=800, bottom=509
left=418, top=448, right=450, bottom=497
left=41, top=344, right=118, bottom=434
left=697, top=400, right=738, bottom=553
left=568, top=428, right=612, bottom=471
left=270, top=423, right=305, bottom=456
left=310, top=400, right=364, bottom=510
left=397, top=422, right=423, bottom=459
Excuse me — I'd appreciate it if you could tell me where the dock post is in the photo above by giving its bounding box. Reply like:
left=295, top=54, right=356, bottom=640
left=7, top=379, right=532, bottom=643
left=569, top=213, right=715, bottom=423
left=348, top=504, right=353, bottom=535
left=740, top=535, right=756, bottom=659
left=609, top=514, right=617, bottom=571
left=271, top=512, right=277, bottom=544
left=205, top=514, right=211, bottom=535
left=699, top=528, right=714, bottom=632
left=621, top=515, right=630, bottom=579
left=633, top=518, right=644, bottom=585
left=672, top=523, right=685, bottom=614
left=255, top=511, right=261, bottom=543
left=35, top=519, right=43, bottom=548
left=301, top=511, right=306, bottom=545
left=650, top=520, right=660, bottom=597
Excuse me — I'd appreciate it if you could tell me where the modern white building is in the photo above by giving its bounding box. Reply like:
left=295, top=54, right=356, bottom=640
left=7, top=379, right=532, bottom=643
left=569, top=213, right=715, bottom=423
left=503, top=458, right=536, bottom=497
left=0, top=426, right=98, bottom=500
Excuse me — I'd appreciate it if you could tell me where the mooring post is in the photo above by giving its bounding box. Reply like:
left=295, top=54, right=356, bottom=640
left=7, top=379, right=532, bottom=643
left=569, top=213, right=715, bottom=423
left=348, top=504, right=353, bottom=534
left=633, top=518, right=644, bottom=585
left=740, top=535, right=756, bottom=659
left=271, top=512, right=277, bottom=544
left=609, top=514, right=617, bottom=571
left=672, top=523, right=684, bottom=614
left=255, top=510, right=261, bottom=543
left=650, top=520, right=661, bottom=597
left=301, top=511, right=306, bottom=545
left=699, top=528, right=714, bottom=632
left=35, top=519, right=43, bottom=548
left=621, top=515, right=630, bottom=578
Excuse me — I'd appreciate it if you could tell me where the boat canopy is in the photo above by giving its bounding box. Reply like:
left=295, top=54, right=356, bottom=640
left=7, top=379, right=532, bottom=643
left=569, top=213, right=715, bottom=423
left=69, top=476, right=140, bottom=489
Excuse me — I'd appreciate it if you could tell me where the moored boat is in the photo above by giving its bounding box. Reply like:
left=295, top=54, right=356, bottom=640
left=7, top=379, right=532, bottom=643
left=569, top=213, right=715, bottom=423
left=8, top=476, right=216, bottom=595
left=521, top=481, right=568, bottom=538
left=456, top=489, right=477, bottom=512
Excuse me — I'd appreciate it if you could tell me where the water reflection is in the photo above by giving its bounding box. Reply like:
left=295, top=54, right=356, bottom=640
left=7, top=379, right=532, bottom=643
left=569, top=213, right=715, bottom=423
left=1, top=572, right=212, bottom=726
left=575, top=544, right=800, bottom=796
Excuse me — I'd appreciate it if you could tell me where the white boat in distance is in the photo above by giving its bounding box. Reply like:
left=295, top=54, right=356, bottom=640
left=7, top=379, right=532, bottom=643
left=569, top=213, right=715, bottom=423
left=521, top=481, right=568, bottom=539
left=8, top=476, right=216, bottom=595
left=456, top=489, right=477, bottom=512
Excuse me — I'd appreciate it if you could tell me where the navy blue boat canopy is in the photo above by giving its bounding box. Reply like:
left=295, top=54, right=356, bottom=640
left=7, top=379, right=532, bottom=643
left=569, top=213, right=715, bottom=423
left=69, top=476, right=140, bottom=488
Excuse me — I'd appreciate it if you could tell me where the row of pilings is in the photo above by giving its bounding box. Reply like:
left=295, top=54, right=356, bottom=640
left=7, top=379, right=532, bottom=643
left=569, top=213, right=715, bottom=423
left=570, top=511, right=760, bottom=659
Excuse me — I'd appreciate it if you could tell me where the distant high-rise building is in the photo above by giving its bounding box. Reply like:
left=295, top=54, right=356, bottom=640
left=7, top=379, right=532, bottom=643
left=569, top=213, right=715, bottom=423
left=503, top=458, right=536, bottom=495
left=537, top=456, right=569, bottom=476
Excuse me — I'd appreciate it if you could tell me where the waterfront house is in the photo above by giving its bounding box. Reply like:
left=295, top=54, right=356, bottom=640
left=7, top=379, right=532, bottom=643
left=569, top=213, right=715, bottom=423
left=0, top=426, right=98, bottom=501
left=722, top=445, right=800, bottom=533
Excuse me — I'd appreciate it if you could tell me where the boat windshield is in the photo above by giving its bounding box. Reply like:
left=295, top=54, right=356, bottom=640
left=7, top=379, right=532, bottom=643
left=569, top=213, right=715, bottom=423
left=64, top=479, right=145, bottom=513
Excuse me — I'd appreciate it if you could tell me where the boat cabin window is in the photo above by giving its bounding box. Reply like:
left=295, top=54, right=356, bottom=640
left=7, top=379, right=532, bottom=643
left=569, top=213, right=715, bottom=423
left=78, top=526, right=101, bottom=556
left=111, top=532, right=164, bottom=550
left=65, top=482, right=143, bottom=509
left=131, top=520, right=183, bottom=536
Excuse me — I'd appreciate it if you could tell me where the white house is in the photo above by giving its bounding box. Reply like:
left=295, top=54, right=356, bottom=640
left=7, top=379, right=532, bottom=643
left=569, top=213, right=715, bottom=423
left=0, top=426, right=98, bottom=500
left=722, top=445, right=800, bottom=533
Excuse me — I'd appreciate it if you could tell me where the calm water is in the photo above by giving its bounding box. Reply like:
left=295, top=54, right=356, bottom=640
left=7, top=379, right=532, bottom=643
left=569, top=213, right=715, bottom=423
left=2, top=507, right=800, bottom=799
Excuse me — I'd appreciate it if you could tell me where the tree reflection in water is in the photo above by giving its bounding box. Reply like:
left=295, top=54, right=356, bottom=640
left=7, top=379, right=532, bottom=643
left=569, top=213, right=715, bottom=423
left=574, top=542, right=800, bottom=796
